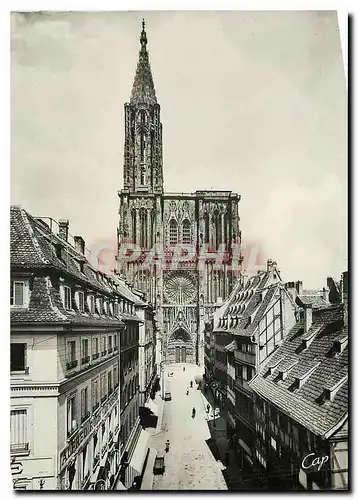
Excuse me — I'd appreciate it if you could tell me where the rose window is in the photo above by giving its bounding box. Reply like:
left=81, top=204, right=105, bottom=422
left=164, top=271, right=196, bottom=305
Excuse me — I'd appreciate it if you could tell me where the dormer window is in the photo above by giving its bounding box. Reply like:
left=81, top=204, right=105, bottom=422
left=10, top=280, right=28, bottom=307
left=103, top=301, right=108, bottom=315
left=332, top=335, right=348, bottom=355
left=277, top=359, right=299, bottom=380
left=294, top=361, right=321, bottom=389
left=113, top=302, right=119, bottom=317
left=88, top=295, right=95, bottom=314
left=97, top=297, right=103, bottom=315
left=64, top=286, right=72, bottom=310
left=322, top=373, right=348, bottom=403
left=266, top=357, right=283, bottom=375
left=76, top=291, right=85, bottom=312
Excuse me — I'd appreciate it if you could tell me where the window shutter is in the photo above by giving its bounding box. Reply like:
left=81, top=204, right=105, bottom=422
left=14, top=282, right=24, bottom=306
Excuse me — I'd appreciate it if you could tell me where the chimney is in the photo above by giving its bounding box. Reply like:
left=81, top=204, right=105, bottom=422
left=267, top=259, right=273, bottom=272
left=74, top=236, right=85, bottom=255
left=304, top=304, right=313, bottom=334
left=322, top=286, right=329, bottom=303
left=295, top=281, right=303, bottom=296
left=58, top=219, right=69, bottom=242
left=342, top=271, right=348, bottom=327
left=285, top=281, right=297, bottom=302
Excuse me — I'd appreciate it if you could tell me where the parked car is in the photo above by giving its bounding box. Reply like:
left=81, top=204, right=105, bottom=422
left=153, top=454, right=165, bottom=475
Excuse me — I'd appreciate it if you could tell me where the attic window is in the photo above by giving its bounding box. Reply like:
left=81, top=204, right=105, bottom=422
left=267, top=357, right=283, bottom=375
left=301, top=325, right=323, bottom=351
left=332, top=336, right=348, bottom=355
left=294, top=362, right=321, bottom=389
left=323, top=374, right=348, bottom=402
left=278, top=359, right=299, bottom=380
left=245, top=317, right=252, bottom=329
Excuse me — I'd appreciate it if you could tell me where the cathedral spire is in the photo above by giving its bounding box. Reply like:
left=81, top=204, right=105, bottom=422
left=130, top=19, right=157, bottom=106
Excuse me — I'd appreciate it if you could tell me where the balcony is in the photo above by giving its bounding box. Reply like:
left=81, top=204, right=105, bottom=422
left=81, top=356, right=90, bottom=365
left=92, top=352, right=99, bottom=360
left=66, top=360, right=78, bottom=370
left=108, top=347, right=113, bottom=354
left=114, top=345, right=119, bottom=352
left=234, top=350, right=256, bottom=366
left=101, top=350, right=107, bottom=356
left=92, top=402, right=100, bottom=413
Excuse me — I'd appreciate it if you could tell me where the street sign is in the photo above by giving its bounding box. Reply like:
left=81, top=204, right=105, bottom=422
left=11, top=462, right=23, bottom=475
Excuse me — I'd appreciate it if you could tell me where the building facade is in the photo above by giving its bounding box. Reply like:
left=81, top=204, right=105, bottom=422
left=209, top=259, right=297, bottom=480
left=10, top=207, right=149, bottom=491
left=250, top=271, right=348, bottom=490
left=117, top=21, right=242, bottom=365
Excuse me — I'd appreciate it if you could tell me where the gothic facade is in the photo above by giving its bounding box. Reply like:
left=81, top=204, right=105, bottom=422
left=118, top=22, right=242, bottom=364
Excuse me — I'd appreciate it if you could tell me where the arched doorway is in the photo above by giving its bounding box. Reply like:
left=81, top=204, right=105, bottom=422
left=167, top=328, right=194, bottom=364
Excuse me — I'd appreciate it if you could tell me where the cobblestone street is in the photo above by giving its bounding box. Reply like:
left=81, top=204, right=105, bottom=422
left=149, top=363, right=227, bottom=490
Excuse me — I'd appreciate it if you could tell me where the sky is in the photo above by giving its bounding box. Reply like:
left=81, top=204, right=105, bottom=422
left=10, top=10, right=347, bottom=289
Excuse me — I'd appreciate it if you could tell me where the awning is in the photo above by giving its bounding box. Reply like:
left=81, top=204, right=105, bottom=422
left=145, top=399, right=159, bottom=416
left=224, top=341, right=236, bottom=352
left=129, top=429, right=149, bottom=475
left=238, top=438, right=252, bottom=457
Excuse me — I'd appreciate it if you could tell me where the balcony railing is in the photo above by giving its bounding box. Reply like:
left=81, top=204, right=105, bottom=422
left=92, top=352, right=99, bottom=360
left=234, top=350, right=256, bottom=366
left=81, top=471, right=91, bottom=488
left=108, top=347, right=113, bottom=354
left=101, top=395, right=107, bottom=403
left=81, top=411, right=90, bottom=424
left=93, top=453, right=100, bottom=469
left=92, top=402, right=100, bottom=412
left=66, top=360, right=78, bottom=370
left=101, top=350, right=107, bottom=356
left=81, top=356, right=90, bottom=365
left=114, top=345, right=119, bottom=351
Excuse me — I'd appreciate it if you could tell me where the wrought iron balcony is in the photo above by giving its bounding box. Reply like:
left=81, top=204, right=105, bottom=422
left=81, top=356, right=90, bottom=365
left=92, top=352, right=100, bottom=360
left=66, top=360, right=78, bottom=370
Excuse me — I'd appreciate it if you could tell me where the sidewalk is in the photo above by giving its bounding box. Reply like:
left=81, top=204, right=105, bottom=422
left=198, top=387, right=246, bottom=490
left=140, top=392, right=165, bottom=490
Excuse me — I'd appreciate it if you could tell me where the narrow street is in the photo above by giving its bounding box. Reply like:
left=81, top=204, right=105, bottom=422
left=149, top=363, right=227, bottom=490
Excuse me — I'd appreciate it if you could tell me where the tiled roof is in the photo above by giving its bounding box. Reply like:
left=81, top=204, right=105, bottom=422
left=10, top=206, right=144, bottom=327
left=250, top=304, right=348, bottom=437
left=214, top=267, right=288, bottom=338
left=296, top=294, right=329, bottom=309
left=10, top=276, right=128, bottom=327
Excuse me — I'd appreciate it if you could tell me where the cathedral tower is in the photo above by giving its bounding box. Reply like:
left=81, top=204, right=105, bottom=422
left=118, top=22, right=242, bottom=365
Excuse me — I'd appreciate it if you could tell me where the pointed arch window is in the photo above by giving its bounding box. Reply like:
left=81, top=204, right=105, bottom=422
left=139, top=208, right=148, bottom=248
left=131, top=209, right=137, bottom=244
left=182, top=219, right=191, bottom=244
left=140, top=165, right=146, bottom=185
left=204, top=212, right=209, bottom=244
left=213, top=210, right=222, bottom=249
left=169, top=219, right=178, bottom=246
left=140, top=133, right=147, bottom=164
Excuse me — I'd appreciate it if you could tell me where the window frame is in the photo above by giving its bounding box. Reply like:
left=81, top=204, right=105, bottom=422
left=10, top=343, right=28, bottom=374
left=10, top=280, right=27, bottom=307
left=64, top=286, right=72, bottom=310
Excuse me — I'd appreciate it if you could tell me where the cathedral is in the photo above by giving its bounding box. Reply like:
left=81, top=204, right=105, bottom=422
left=117, top=21, right=242, bottom=365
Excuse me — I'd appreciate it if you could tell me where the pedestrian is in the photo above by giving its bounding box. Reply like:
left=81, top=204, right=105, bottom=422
left=206, top=404, right=210, bottom=413
left=192, top=407, right=196, bottom=418
left=190, top=381, right=193, bottom=388
left=165, top=439, right=170, bottom=452
left=186, top=389, right=189, bottom=396
left=183, top=367, right=185, bottom=372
